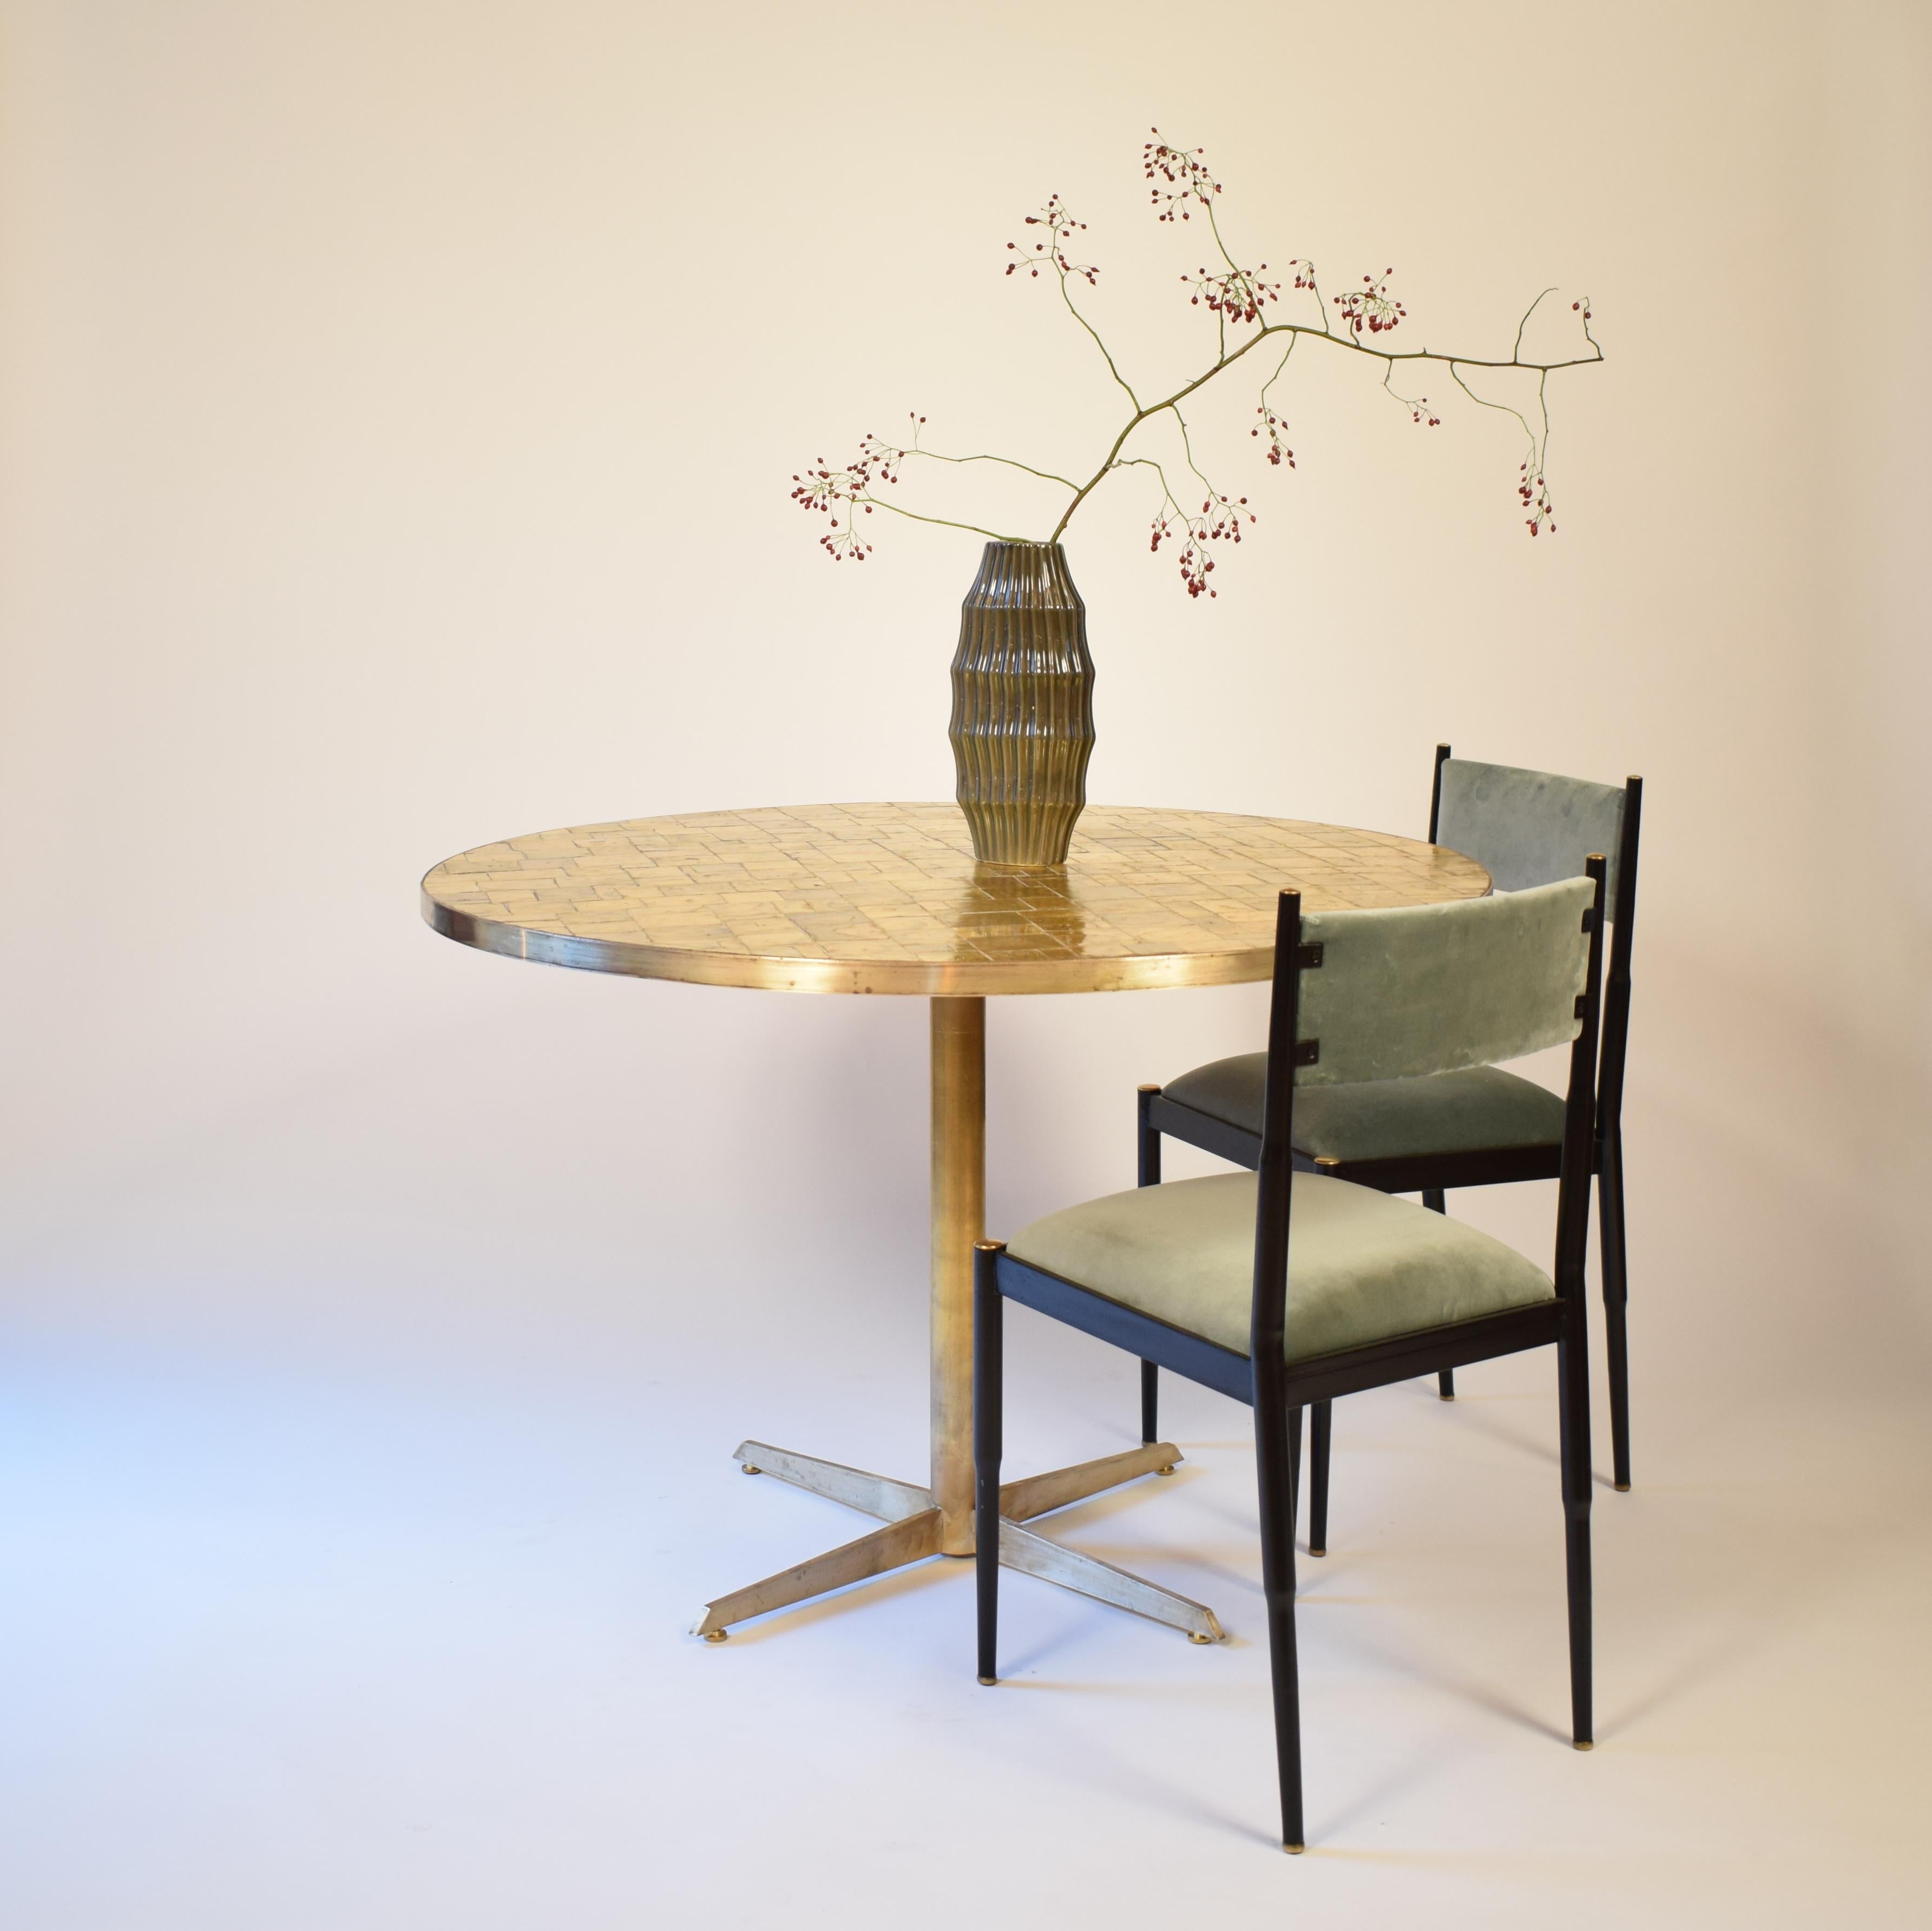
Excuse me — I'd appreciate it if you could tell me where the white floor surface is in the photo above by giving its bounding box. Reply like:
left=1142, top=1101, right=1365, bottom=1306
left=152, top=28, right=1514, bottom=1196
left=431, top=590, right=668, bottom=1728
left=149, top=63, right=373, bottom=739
left=5, top=1278, right=1929, bottom=1930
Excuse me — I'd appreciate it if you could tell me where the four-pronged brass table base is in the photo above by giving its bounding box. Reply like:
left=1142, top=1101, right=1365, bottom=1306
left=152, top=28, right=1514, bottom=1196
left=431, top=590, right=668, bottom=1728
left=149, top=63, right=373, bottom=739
left=420, top=805, right=1491, bottom=1645
left=692, top=1434, right=1222, bottom=1643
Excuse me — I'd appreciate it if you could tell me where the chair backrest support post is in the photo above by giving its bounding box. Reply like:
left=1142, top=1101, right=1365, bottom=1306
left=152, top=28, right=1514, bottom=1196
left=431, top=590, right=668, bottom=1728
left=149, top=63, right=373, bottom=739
left=1595, top=777, right=1642, bottom=1146
left=1428, top=742, right=1451, bottom=846
left=1250, top=889, right=1303, bottom=1403
left=1554, top=856, right=1609, bottom=1296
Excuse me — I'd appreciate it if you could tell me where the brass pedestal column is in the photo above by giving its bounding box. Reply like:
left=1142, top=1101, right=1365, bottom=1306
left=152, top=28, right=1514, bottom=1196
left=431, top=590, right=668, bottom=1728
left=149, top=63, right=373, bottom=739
left=929, top=996, right=984, bottom=1555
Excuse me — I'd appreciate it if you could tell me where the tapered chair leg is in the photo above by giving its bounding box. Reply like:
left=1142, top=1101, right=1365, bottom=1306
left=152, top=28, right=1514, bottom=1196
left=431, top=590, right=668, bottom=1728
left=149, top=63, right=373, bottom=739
left=1556, top=1313, right=1594, bottom=1749
left=1255, top=1398, right=1306, bottom=1851
left=1307, top=1401, right=1331, bottom=1557
left=973, top=1243, right=1005, bottom=1686
left=1598, top=1128, right=1632, bottom=1490
left=1422, top=1188, right=1456, bottom=1400
left=1136, top=1085, right=1162, bottom=1447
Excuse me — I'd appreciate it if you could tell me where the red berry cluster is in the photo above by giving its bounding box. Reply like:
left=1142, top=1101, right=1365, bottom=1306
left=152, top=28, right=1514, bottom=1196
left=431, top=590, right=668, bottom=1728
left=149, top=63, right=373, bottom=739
left=1251, top=404, right=1296, bottom=467
left=1151, top=492, right=1254, bottom=598
left=1006, top=195, right=1098, bottom=285
left=1286, top=259, right=1317, bottom=290
left=791, top=430, right=911, bottom=562
left=1520, top=459, right=1555, bottom=536
left=1143, top=129, right=1219, bottom=221
left=1334, top=269, right=1405, bottom=335
left=1181, top=264, right=1280, bottom=325
left=860, top=423, right=916, bottom=479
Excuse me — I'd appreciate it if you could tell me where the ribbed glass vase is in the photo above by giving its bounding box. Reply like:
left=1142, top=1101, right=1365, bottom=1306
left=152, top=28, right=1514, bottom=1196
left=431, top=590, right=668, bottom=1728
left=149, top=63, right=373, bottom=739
left=948, top=541, right=1096, bottom=867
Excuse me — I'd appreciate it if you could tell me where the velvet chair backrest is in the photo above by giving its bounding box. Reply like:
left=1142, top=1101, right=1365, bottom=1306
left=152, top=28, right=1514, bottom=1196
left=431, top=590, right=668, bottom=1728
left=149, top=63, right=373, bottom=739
left=1430, top=745, right=1643, bottom=1136
left=1291, top=879, right=1597, bottom=1089
left=1436, top=758, right=1629, bottom=912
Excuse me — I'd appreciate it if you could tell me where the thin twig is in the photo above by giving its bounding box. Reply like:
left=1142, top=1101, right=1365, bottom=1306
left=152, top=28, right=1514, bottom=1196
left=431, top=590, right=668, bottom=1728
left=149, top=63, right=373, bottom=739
left=863, top=498, right=1030, bottom=543
left=1513, top=287, right=1559, bottom=362
left=1447, top=361, right=1539, bottom=446
left=906, top=448, right=1081, bottom=492
left=1059, top=273, right=1141, bottom=410
left=1171, top=406, right=1220, bottom=507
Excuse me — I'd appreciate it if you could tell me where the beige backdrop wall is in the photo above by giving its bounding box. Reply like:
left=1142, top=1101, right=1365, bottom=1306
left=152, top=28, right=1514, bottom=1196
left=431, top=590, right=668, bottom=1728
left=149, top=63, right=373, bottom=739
left=2, top=0, right=1927, bottom=1406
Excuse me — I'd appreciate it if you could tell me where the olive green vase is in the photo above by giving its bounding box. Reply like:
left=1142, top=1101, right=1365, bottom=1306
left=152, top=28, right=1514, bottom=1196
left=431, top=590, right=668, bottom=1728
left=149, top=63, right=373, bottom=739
left=948, top=541, right=1097, bottom=867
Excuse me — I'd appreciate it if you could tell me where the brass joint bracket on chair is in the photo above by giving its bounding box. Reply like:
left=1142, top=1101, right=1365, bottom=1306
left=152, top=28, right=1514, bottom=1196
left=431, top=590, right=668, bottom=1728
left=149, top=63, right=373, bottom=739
left=1292, top=1039, right=1320, bottom=1068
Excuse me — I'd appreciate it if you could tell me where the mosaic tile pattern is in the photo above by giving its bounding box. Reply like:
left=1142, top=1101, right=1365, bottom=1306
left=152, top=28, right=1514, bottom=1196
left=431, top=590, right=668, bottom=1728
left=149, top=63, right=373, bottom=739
left=420, top=802, right=1490, bottom=996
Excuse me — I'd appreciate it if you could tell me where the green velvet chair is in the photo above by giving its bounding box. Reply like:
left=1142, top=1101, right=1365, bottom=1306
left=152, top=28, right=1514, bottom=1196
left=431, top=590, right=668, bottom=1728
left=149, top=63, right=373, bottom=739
left=974, top=866, right=1608, bottom=1851
left=1139, top=747, right=1643, bottom=1525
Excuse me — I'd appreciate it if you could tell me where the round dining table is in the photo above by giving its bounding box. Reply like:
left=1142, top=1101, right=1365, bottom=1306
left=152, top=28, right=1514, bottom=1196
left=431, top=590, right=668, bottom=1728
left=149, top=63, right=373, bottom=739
left=420, top=801, right=1491, bottom=1642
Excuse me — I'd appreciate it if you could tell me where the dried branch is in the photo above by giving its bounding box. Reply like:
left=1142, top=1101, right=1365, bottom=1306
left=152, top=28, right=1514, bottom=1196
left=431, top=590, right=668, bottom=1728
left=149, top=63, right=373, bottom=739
left=793, top=129, right=1604, bottom=590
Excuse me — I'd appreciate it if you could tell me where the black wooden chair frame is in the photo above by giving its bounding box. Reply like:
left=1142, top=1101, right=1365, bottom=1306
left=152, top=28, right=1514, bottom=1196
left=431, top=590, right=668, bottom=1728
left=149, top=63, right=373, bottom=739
left=975, top=866, right=1608, bottom=1850
left=1139, top=745, right=1642, bottom=1507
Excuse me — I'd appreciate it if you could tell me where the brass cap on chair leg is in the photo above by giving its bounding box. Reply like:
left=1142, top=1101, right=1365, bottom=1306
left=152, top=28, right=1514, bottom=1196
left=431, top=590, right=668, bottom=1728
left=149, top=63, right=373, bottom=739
left=977, top=1674, right=997, bottom=1686
left=1284, top=1843, right=1305, bottom=1855
left=740, top=1464, right=761, bottom=1475
left=1573, top=1739, right=1593, bottom=1751
left=702, top=1630, right=728, bottom=1643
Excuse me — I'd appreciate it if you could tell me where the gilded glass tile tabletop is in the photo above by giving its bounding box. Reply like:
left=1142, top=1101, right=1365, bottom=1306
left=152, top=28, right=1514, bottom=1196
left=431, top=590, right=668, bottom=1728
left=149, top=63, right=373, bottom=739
left=420, top=802, right=1490, bottom=1643
left=419, top=800, right=1491, bottom=997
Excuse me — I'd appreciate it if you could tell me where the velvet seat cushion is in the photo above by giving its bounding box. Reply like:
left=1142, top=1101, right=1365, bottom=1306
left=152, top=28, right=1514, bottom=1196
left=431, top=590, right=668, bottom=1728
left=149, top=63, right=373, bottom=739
left=1162, top=1054, right=1567, bottom=1164
left=1007, top=1172, right=1555, bottom=1364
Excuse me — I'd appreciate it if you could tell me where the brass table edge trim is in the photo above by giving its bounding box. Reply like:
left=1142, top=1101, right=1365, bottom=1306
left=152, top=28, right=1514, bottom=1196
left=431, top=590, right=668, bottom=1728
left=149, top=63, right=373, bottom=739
left=420, top=887, right=1277, bottom=996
